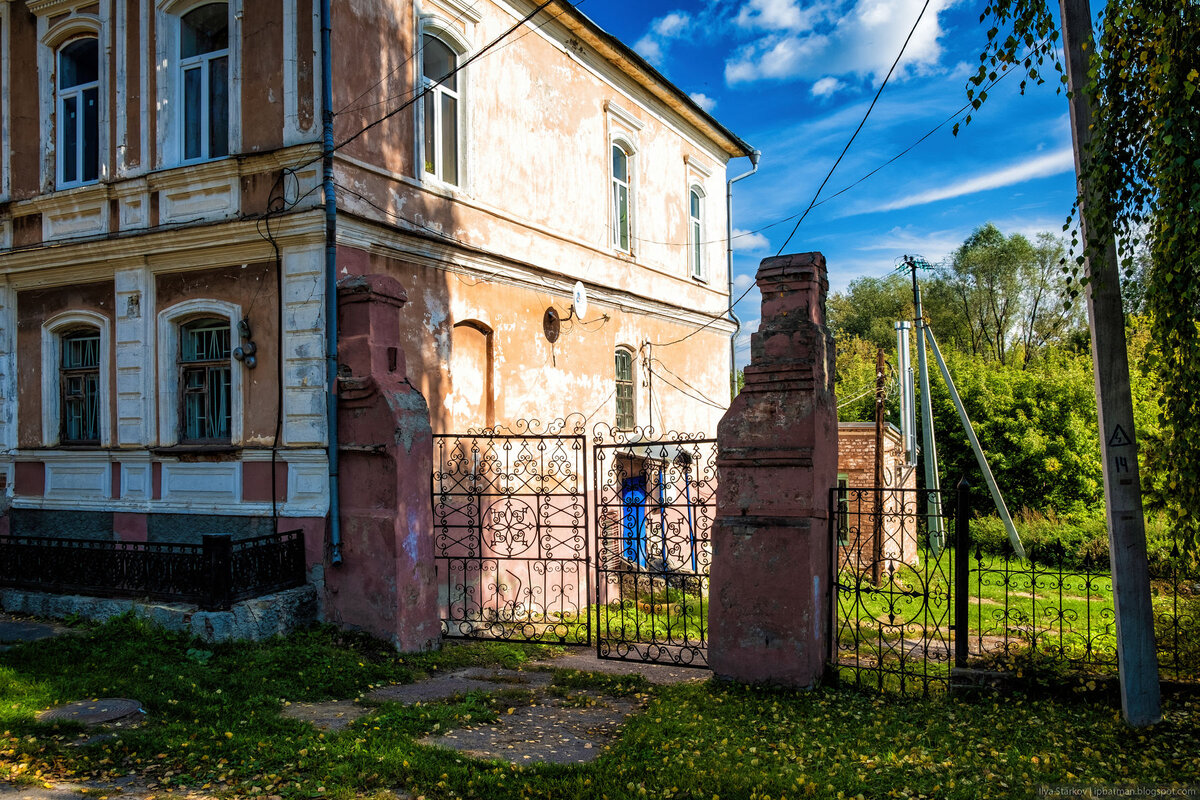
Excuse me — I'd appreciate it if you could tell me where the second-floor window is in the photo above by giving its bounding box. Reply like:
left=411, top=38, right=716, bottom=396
left=690, top=187, right=704, bottom=279
left=612, top=144, right=633, bottom=252
left=57, top=38, right=99, bottom=188
left=60, top=329, right=101, bottom=443
left=180, top=3, right=229, bottom=162
left=422, top=34, right=460, bottom=186
left=180, top=318, right=232, bottom=442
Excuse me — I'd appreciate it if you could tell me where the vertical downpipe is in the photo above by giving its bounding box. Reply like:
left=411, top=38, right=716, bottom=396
left=321, top=0, right=342, bottom=564
left=726, top=150, right=760, bottom=402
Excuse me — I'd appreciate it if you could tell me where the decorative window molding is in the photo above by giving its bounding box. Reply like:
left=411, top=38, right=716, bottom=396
left=604, top=100, right=645, bottom=133
left=615, top=346, right=636, bottom=430
left=156, top=298, right=243, bottom=446
left=416, top=19, right=470, bottom=190
left=41, top=310, right=112, bottom=447
left=428, top=0, right=482, bottom=24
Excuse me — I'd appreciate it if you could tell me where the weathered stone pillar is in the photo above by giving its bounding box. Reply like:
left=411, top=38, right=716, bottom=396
left=709, top=252, right=838, bottom=686
left=324, top=274, right=440, bottom=652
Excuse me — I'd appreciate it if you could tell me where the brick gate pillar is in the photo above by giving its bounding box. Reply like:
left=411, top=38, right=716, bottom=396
left=324, top=274, right=440, bottom=652
left=709, top=252, right=838, bottom=686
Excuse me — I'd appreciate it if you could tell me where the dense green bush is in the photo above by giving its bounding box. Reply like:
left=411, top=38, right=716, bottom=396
left=970, top=510, right=1189, bottom=577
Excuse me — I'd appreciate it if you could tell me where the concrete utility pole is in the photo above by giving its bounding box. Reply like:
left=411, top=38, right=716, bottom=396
left=1059, top=0, right=1161, bottom=726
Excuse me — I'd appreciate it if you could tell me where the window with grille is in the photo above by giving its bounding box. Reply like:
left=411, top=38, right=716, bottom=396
left=179, top=318, right=232, bottom=443
left=615, top=347, right=635, bottom=430
left=60, top=330, right=100, bottom=444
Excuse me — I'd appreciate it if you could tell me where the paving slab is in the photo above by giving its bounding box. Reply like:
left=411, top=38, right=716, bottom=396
left=421, top=694, right=640, bottom=765
left=280, top=700, right=369, bottom=732
left=527, top=649, right=711, bottom=685
left=0, top=616, right=64, bottom=645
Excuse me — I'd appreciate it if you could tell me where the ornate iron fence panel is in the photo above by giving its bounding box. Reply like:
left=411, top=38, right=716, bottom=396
left=0, top=531, right=305, bottom=609
left=593, top=427, right=716, bottom=667
left=231, top=530, right=307, bottom=602
left=830, top=486, right=954, bottom=695
left=432, top=419, right=589, bottom=643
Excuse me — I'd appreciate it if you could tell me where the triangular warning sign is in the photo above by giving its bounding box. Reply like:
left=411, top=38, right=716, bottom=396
left=1108, top=425, right=1133, bottom=448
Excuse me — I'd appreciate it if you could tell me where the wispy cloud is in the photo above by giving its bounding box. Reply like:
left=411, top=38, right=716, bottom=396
left=732, top=272, right=756, bottom=291
left=689, top=92, right=717, bottom=112
left=725, top=0, right=959, bottom=87
left=732, top=228, right=771, bottom=251
left=635, top=10, right=692, bottom=65
left=811, top=76, right=845, bottom=98
left=871, top=148, right=1076, bottom=212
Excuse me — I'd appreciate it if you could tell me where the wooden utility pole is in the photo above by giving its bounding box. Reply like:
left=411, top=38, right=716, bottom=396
left=872, top=348, right=885, bottom=586
left=1059, top=0, right=1160, bottom=726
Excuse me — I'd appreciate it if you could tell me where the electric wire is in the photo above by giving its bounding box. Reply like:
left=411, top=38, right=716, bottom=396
left=775, top=0, right=933, bottom=256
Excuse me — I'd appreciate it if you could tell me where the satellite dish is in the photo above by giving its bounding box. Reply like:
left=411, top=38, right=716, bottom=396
left=572, top=281, right=588, bottom=320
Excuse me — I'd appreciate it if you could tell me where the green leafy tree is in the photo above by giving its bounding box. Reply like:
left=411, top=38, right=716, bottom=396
left=969, top=1, right=1200, bottom=550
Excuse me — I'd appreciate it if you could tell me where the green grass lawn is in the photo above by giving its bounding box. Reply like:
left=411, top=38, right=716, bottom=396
left=3, top=616, right=1200, bottom=800
left=836, top=548, right=1193, bottom=671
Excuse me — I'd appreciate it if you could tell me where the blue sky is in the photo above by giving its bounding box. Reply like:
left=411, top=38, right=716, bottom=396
left=580, top=0, right=1079, bottom=367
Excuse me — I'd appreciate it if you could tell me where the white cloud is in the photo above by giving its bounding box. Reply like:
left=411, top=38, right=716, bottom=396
left=689, top=92, right=717, bottom=112
left=735, top=0, right=824, bottom=32
left=653, top=11, right=691, bottom=38
left=732, top=229, right=771, bottom=252
left=635, top=35, right=663, bottom=63
left=872, top=148, right=1076, bottom=212
left=811, top=76, right=845, bottom=98
left=733, top=272, right=755, bottom=290
left=725, top=0, right=958, bottom=86
left=635, top=10, right=691, bottom=66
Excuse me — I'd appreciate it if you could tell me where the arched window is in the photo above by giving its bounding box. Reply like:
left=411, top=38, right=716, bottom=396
left=612, top=143, right=633, bottom=252
left=57, top=37, right=99, bottom=187
left=180, top=2, right=229, bottom=161
left=689, top=186, right=704, bottom=279
left=179, top=317, right=232, bottom=442
left=421, top=33, right=461, bottom=185
left=615, top=347, right=635, bottom=430
left=59, top=328, right=101, bottom=443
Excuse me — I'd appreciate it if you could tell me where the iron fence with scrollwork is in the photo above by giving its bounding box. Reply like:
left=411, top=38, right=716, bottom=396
left=432, top=418, right=589, bottom=643
left=0, top=529, right=306, bottom=611
left=593, top=425, right=716, bottom=668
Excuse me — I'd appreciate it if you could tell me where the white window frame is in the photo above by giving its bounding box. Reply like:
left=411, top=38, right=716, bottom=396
left=415, top=18, right=470, bottom=190
left=610, top=137, right=637, bottom=254
left=55, top=36, right=101, bottom=189
left=41, top=310, right=112, bottom=447
left=157, top=298, right=243, bottom=446
left=155, top=0, right=241, bottom=168
left=689, top=184, right=706, bottom=281
left=37, top=13, right=109, bottom=193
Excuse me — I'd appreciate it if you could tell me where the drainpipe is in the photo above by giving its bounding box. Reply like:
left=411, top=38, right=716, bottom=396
left=726, top=149, right=761, bottom=402
left=321, top=0, right=342, bottom=564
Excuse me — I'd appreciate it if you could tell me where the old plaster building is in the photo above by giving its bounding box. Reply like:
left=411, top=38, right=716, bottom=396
left=0, top=0, right=754, bottom=552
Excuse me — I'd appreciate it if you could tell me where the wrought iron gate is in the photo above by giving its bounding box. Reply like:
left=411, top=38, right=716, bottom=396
left=432, top=420, right=589, bottom=643
left=830, top=485, right=954, bottom=695
left=593, top=428, right=716, bottom=667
